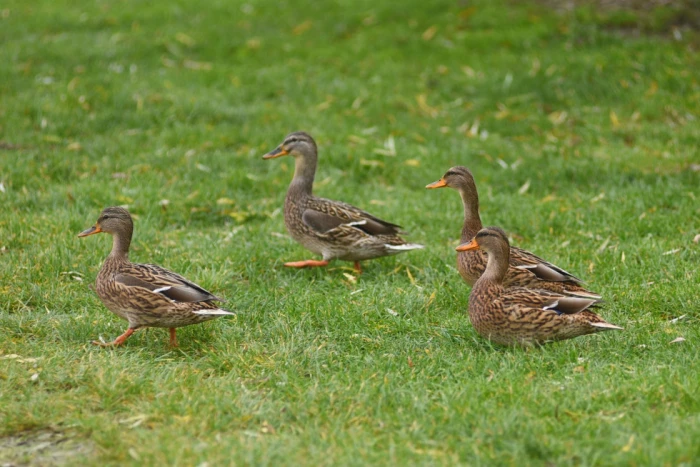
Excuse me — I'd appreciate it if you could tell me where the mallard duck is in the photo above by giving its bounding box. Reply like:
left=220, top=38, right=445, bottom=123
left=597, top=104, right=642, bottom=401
left=263, top=131, right=424, bottom=273
left=456, top=227, right=621, bottom=346
left=78, top=206, right=234, bottom=347
left=427, top=166, right=600, bottom=298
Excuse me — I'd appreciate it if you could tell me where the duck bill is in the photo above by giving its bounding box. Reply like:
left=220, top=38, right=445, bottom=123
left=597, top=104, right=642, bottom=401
left=456, top=239, right=479, bottom=252
left=262, top=146, right=288, bottom=159
left=78, top=224, right=102, bottom=237
left=425, top=178, right=447, bottom=189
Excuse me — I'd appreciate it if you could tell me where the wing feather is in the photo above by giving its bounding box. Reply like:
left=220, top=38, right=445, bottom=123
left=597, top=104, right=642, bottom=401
left=115, top=263, right=223, bottom=303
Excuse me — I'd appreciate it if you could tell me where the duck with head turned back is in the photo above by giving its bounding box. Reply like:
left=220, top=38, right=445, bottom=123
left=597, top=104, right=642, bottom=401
left=427, top=166, right=600, bottom=298
left=263, top=132, right=424, bottom=273
left=456, top=227, right=621, bottom=346
left=78, top=207, right=234, bottom=347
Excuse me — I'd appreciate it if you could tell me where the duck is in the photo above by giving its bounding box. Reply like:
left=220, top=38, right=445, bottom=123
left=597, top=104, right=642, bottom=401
left=263, top=131, right=424, bottom=273
left=456, top=227, right=621, bottom=346
left=426, top=166, right=600, bottom=298
left=78, top=206, right=234, bottom=347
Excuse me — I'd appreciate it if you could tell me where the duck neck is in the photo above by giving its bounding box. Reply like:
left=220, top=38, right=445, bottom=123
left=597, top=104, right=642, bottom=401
left=459, top=187, right=483, bottom=243
left=288, top=152, right=316, bottom=198
left=480, top=243, right=509, bottom=285
left=108, top=229, right=132, bottom=262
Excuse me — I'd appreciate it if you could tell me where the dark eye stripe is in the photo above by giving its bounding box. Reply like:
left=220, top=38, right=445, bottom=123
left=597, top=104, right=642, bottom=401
left=477, top=230, right=507, bottom=240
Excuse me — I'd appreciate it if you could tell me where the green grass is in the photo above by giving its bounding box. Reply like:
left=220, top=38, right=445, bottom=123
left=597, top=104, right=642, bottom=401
left=1, top=0, right=699, bottom=464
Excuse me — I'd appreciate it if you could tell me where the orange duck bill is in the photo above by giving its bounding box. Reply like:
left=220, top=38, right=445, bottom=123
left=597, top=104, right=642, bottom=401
left=456, top=238, right=480, bottom=252
left=425, top=178, right=447, bottom=189
left=78, top=224, right=102, bottom=237
left=262, top=146, right=289, bottom=159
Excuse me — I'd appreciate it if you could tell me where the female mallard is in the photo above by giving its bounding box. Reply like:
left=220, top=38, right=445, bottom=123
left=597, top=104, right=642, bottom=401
left=427, top=166, right=600, bottom=298
left=456, top=227, right=621, bottom=346
left=78, top=206, right=234, bottom=347
left=263, top=131, right=423, bottom=273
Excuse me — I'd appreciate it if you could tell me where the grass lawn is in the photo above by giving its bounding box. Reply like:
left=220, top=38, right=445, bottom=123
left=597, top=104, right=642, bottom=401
left=1, top=0, right=699, bottom=464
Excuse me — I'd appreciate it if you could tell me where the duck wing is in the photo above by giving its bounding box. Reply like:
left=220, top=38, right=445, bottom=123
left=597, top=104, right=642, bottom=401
left=304, top=197, right=402, bottom=236
left=498, top=286, right=599, bottom=315
left=510, top=246, right=584, bottom=283
left=115, top=263, right=223, bottom=303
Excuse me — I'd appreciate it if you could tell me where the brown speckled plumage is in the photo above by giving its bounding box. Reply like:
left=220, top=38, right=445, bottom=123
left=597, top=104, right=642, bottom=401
left=263, top=132, right=423, bottom=272
left=427, top=166, right=600, bottom=298
left=78, top=207, right=234, bottom=347
left=456, top=227, right=622, bottom=346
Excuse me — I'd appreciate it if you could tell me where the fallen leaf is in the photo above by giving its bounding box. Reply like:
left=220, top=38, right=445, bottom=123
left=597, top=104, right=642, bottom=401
left=246, top=38, right=261, bottom=50
left=590, top=192, right=605, bottom=203
left=693, top=234, right=700, bottom=243
left=316, top=95, right=334, bottom=111
left=373, top=135, right=396, bottom=156
left=293, top=20, right=312, bottom=35
left=669, top=337, right=685, bottom=344
left=645, top=80, right=658, bottom=97
left=406, top=267, right=416, bottom=285
left=348, top=135, right=367, bottom=145
left=596, top=237, right=610, bottom=254
left=175, top=32, right=196, bottom=47
left=518, top=180, right=530, bottom=195
left=621, top=435, right=635, bottom=452
left=662, top=248, right=681, bottom=256
left=343, top=273, right=357, bottom=284
left=416, top=94, right=438, bottom=118
left=422, top=26, right=438, bottom=41
left=548, top=111, right=567, bottom=125
left=387, top=308, right=398, bottom=317
left=183, top=60, right=212, bottom=71
left=610, top=111, right=620, bottom=128
left=360, top=159, right=384, bottom=168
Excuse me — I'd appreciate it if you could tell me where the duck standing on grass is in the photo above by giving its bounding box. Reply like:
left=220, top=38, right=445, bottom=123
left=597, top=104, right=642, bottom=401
left=78, top=206, right=234, bottom=347
left=456, top=227, right=622, bottom=346
left=427, top=166, right=600, bottom=298
left=263, top=131, right=424, bottom=273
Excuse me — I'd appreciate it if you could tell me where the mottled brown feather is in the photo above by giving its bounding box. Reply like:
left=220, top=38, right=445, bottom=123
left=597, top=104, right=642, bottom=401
left=80, top=207, right=233, bottom=346
left=429, top=166, right=599, bottom=297
left=265, top=132, right=423, bottom=264
left=462, top=227, right=621, bottom=346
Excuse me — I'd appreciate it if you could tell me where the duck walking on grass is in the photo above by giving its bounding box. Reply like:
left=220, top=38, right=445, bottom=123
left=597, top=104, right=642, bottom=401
left=427, top=166, right=600, bottom=298
left=263, top=131, right=424, bottom=273
left=456, top=227, right=622, bottom=346
left=78, top=207, right=234, bottom=347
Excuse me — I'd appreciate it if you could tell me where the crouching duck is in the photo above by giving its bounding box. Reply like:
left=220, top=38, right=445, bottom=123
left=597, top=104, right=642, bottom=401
left=456, top=227, right=621, bottom=346
left=78, top=206, right=234, bottom=347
